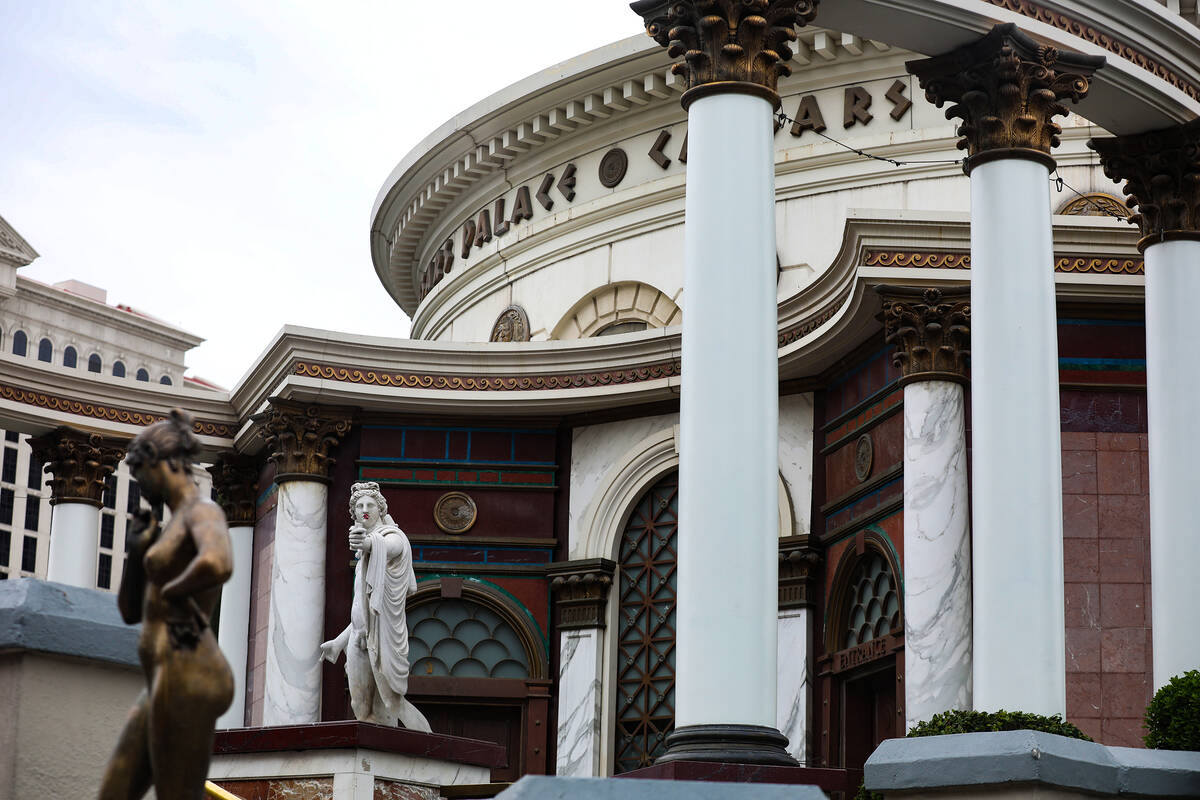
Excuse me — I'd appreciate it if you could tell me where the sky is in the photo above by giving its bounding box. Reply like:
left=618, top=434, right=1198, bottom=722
left=0, top=1, right=640, bottom=388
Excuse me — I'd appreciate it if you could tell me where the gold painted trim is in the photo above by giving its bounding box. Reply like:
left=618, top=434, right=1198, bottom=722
left=293, top=359, right=680, bottom=390
left=863, top=250, right=1144, bottom=275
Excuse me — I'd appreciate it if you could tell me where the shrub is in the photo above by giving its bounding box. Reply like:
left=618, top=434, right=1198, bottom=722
left=907, top=709, right=1092, bottom=741
left=1144, top=670, right=1200, bottom=751
left=854, top=782, right=883, bottom=800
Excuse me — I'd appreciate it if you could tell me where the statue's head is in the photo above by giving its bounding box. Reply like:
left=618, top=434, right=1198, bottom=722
left=348, top=481, right=388, bottom=528
left=126, top=409, right=199, bottom=500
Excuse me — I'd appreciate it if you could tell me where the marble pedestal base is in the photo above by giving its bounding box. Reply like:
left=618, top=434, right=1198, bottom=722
left=211, top=722, right=504, bottom=800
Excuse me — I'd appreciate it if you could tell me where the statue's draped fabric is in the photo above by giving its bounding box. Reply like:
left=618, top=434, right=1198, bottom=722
left=352, top=518, right=418, bottom=706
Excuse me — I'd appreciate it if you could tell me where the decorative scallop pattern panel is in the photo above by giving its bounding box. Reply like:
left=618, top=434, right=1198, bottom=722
left=843, top=552, right=900, bottom=648
left=408, top=598, right=531, bottom=679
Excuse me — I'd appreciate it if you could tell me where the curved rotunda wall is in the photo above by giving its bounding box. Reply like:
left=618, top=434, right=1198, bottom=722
left=381, top=31, right=1118, bottom=345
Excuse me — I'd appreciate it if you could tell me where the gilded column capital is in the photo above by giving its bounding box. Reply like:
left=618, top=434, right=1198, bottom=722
left=906, top=23, right=1105, bottom=174
left=877, top=285, right=971, bottom=386
left=778, top=537, right=820, bottom=611
left=253, top=399, right=354, bottom=485
left=1089, top=119, right=1200, bottom=252
left=207, top=454, right=260, bottom=526
left=28, top=427, right=126, bottom=507
left=548, top=558, right=616, bottom=630
left=630, top=0, right=820, bottom=110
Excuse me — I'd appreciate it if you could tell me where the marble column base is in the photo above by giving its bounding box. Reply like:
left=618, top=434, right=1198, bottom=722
left=657, top=724, right=799, bottom=767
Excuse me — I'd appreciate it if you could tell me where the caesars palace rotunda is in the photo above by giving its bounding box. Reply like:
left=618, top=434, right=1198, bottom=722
left=3, top=0, right=1200, bottom=790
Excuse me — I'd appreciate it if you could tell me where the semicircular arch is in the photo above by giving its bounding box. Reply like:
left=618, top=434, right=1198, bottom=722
left=551, top=281, right=681, bottom=341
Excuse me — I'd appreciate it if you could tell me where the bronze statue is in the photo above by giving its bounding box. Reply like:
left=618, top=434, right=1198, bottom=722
left=99, top=409, right=235, bottom=800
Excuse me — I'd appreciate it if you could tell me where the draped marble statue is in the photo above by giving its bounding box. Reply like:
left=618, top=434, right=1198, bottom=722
left=320, top=481, right=432, bottom=731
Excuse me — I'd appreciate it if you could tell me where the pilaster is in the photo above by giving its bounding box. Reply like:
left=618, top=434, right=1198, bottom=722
left=907, top=23, right=1104, bottom=174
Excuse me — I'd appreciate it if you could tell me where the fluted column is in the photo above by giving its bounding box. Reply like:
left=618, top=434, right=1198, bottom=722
left=878, top=286, right=972, bottom=729
left=908, top=25, right=1104, bottom=717
left=28, top=428, right=124, bottom=588
left=631, top=0, right=818, bottom=765
left=548, top=559, right=615, bottom=777
left=1091, top=120, right=1200, bottom=690
left=209, top=454, right=260, bottom=729
left=254, top=400, right=352, bottom=725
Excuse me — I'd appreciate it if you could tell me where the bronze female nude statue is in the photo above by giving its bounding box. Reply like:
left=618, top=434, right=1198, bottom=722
left=99, top=409, right=235, bottom=800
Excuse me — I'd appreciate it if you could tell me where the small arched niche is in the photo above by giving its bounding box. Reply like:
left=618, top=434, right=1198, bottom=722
left=551, top=281, right=681, bottom=340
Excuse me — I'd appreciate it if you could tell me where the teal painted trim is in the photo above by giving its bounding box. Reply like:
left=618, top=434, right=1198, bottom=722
left=415, top=573, right=549, bottom=659
left=255, top=482, right=278, bottom=508
left=1059, top=357, right=1145, bottom=371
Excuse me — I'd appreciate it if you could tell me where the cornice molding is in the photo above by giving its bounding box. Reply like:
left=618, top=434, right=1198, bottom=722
left=907, top=24, right=1105, bottom=171
left=0, top=214, right=38, bottom=268
left=863, top=249, right=1144, bottom=275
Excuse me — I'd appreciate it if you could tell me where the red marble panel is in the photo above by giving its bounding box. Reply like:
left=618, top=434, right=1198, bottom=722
left=1097, top=450, right=1142, bottom=495
left=1060, top=432, right=1096, bottom=451
left=1067, top=672, right=1101, bottom=718
left=1063, top=495, right=1098, bottom=539
left=1098, top=538, right=1145, bottom=583
left=1102, top=718, right=1148, bottom=749
left=1063, top=539, right=1099, bottom=582
left=1097, top=432, right=1143, bottom=452
left=1064, top=582, right=1100, bottom=630
left=1073, top=717, right=1103, bottom=742
left=1098, top=495, right=1149, bottom=540
left=1100, top=583, right=1146, bottom=628
left=1101, top=628, right=1149, bottom=673
left=1062, top=450, right=1098, bottom=494
left=1066, top=627, right=1101, bottom=673
left=1100, top=672, right=1152, bottom=718
left=374, top=780, right=439, bottom=800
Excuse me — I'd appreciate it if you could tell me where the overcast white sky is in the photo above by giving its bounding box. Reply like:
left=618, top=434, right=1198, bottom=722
left=1, top=1, right=639, bottom=388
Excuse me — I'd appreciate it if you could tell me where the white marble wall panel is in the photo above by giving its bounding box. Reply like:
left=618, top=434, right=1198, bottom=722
left=263, top=480, right=328, bottom=725
left=569, top=413, right=678, bottom=560
left=903, top=380, right=972, bottom=729
left=556, top=629, right=603, bottom=777
left=777, top=609, right=812, bottom=764
left=779, top=393, right=815, bottom=538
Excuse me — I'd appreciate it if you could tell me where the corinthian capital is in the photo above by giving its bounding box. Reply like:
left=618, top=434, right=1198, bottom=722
left=1089, top=119, right=1200, bottom=252
left=207, top=454, right=260, bottom=525
left=631, top=0, right=820, bottom=109
left=253, top=399, right=353, bottom=485
left=906, top=24, right=1104, bottom=173
left=29, top=427, right=126, bottom=507
left=877, top=285, right=971, bottom=386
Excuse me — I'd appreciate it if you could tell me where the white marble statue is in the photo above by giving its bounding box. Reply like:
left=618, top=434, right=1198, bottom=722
left=320, top=481, right=432, bottom=731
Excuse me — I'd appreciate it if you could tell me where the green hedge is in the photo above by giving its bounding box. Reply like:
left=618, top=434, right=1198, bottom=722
left=1144, top=670, right=1200, bottom=751
left=906, top=709, right=1092, bottom=740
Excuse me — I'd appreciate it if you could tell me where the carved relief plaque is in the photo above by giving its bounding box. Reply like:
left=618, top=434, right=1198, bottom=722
left=490, top=305, right=531, bottom=342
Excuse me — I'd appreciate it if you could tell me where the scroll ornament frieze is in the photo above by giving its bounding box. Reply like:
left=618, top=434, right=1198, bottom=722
left=632, top=0, right=820, bottom=105
left=877, top=285, right=971, bottom=384
left=29, top=427, right=126, bottom=506
left=863, top=249, right=1143, bottom=275
left=906, top=24, right=1104, bottom=169
left=207, top=454, right=260, bottom=526
left=292, top=359, right=680, bottom=391
left=1089, top=119, right=1200, bottom=249
left=254, top=399, right=353, bottom=483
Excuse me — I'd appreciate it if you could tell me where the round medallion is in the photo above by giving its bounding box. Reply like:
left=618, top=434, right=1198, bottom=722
left=598, top=148, right=628, bottom=188
left=853, top=433, right=874, bottom=483
left=434, top=491, right=477, bottom=534
left=489, top=305, right=530, bottom=342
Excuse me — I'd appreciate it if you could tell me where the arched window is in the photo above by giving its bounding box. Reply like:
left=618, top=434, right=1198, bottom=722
left=552, top=282, right=681, bottom=340
left=595, top=321, right=649, bottom=337
left=112, top=360, right=125, bottom=378
left=63, top=346, right=77, bottom=368
left=12, top=330, right=27, bottom=357
left=37, top=338, right=52, bottom=362
left=159, top=375, right=172, bottom=386
left=88, top=354, right=102, bottom=373
left=614, top=470, right=678, bottom=774
left=842, top=551, right=900, bottom=648
left=408, top=599, right=531, bottom=678
left=135, top=368, right=149, bottom=382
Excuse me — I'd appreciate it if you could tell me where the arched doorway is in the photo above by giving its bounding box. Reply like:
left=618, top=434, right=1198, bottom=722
left=404, top=579, right=550, bottom=781
left=824, top=533, right=904, bottom=772
left=613, top=470, right=678, bottom=774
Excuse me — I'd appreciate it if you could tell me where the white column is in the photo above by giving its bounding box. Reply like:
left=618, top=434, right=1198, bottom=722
left=46, top=502, right=100, bottom=587
left=676, top=91, right=778, bottom=730
left=903, top=380, right=972, bottom=729
left=777, top=609, right=812, bottom=763
left=970, top=157, right=1065, bottom=716
left=556, top=629, right=603, bottom=777
left=1144, top=238, right=1200, bottom=689
left=217, top=524, right=254, bottom=729
left=263, top=481, right=328, bottom=725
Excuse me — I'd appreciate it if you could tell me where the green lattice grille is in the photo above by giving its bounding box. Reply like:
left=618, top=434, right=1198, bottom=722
left=614, top=472, right=678, bottom=774
left=844, top=552, right=900, bottom=648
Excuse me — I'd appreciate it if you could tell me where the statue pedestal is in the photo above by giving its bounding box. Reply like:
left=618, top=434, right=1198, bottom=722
left=211, top=722, right=506, bottom=799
